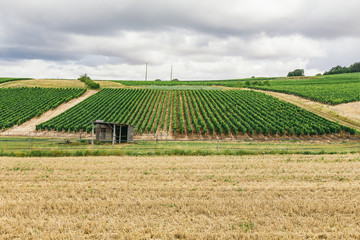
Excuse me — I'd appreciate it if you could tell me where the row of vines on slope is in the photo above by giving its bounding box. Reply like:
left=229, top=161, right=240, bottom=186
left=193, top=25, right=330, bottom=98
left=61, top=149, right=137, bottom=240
left=37, top=89, right=356, bottom=135
left=0, top=87, right=86, bottom=130
left=250, top=74, right=360, bottom=105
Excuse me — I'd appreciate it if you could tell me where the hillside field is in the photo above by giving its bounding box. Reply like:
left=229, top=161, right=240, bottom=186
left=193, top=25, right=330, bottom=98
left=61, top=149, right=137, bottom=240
left=251, top=73, right=360, bottom=105
left=0, top=87, right=86, bottom=130
left=37, top=88, right=356, bottom=137
left=1, top=154, right=360, bottom=239
left=114, top=73, right=360, bottom=105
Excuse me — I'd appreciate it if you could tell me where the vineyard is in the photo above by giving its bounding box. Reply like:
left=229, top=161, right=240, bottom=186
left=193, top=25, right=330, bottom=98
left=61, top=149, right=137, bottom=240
left=37, top=88, right=355, bottom=136
left=251, top=73, right=360, bottom=105
left=0, top=87, right=86, bottom=130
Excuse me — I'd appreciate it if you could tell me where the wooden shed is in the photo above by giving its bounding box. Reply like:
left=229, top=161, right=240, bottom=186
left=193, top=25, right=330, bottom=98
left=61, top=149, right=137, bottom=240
left=91, top=120, right=134, bottom=144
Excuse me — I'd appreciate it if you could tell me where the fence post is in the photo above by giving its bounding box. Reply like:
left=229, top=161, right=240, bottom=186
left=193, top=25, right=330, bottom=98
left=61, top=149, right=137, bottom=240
left=6, top=132, right=8, bottom=152
left=91, top=123, right=94, bottom=150
left=156, top=135, right=158, bottom=151
left=217, top=138, right=220, bottom=152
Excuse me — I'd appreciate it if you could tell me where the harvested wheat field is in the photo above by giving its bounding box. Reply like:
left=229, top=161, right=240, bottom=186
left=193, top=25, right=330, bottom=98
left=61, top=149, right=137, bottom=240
left=1, top=154, right=360, bottom=239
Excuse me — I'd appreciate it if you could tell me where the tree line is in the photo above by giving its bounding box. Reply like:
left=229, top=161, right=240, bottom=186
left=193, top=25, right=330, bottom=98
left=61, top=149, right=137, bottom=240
left=323, top=62, right=360, bottom=75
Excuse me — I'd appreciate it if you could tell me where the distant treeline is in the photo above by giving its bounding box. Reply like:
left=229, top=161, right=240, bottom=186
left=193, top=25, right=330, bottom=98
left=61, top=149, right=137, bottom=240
left=324, top=62, right=360, bottom=75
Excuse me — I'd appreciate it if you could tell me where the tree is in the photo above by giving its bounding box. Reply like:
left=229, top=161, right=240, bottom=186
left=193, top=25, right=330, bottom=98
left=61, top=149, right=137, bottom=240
left=349, top=62, right=360, bottom=73
left=287, top=69, right=304, bottom=77
left=323, top=65, right=349, bottom=75
left=78, top=73, right=90, bottom=82
left=323, top=61, right=360, bottom=75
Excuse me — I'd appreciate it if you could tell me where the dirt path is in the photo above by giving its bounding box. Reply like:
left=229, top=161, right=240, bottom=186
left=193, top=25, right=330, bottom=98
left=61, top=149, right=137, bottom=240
left=332, top=102, right=360, bottom=123
left=245, top=88, right=360, bottom=131
left=0, top=90, right=98, bottom=137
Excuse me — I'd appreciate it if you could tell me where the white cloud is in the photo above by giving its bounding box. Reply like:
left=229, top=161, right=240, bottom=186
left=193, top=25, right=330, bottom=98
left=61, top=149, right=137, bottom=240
left=245, top=33, right=325, bottom=59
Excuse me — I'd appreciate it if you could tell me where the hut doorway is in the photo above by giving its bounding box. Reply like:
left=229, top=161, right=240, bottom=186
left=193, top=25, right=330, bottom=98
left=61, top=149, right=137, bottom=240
left=121, top=125, right=128, bottom=143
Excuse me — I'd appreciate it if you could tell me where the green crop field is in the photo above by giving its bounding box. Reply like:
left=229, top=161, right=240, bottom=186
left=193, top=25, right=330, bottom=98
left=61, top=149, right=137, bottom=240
left=250, top=73, right=360, bottom=105
left=0, top=87, right=86, bottom=129
left=114, top=73, right=360, bottom=105
left=37, top=88, right=355, bottom=136
left=113, top=77, right=275, bottom=88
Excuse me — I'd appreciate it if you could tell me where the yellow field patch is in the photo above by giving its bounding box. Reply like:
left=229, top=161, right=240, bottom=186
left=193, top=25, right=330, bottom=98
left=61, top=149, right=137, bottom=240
left=1, top=154, right=359, bottom=239
left=0, top=78, right=127, bottom=89
left=0, top=79, right=86, bottom=88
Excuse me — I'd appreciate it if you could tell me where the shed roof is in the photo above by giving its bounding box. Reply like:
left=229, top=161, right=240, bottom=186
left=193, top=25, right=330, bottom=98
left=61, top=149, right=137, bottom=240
left=90, top=120, right=134, bottom=127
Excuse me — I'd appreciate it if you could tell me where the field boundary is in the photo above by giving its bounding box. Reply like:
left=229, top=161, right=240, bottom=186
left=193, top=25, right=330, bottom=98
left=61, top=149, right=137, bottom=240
left=0, top=137, right=359, bottom=157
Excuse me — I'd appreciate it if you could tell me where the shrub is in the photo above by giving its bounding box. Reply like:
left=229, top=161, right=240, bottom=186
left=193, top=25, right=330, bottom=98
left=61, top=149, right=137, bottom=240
left=78, top=74, right=100, bottom=89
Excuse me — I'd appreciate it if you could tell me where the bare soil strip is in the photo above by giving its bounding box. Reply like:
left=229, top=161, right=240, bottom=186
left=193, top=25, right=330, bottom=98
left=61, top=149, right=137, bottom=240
left=0, top=90, right=98, bottom=137
left=246, top=88, right=360, bottom=131
left=1, top=154, right=359, bottom=239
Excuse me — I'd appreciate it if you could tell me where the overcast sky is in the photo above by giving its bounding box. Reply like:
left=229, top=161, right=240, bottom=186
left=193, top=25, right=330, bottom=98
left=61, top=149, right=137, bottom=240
left=0, top=0, right=360, bottom=80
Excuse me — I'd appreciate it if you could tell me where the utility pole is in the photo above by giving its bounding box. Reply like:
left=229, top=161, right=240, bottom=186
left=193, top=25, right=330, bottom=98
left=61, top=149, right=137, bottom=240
left=145, top=62, right=148, bottom=81
left=170, top=65, right=173, bottom=81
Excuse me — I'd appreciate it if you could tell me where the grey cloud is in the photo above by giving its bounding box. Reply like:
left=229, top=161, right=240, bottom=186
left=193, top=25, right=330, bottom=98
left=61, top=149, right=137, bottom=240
left=0, top=0, right=359, bottom=78
left=307, top=37, right=360, bottom=71
left=0, top=46, right=79, bottom=62
left=2, top=0, right=360, bottom=39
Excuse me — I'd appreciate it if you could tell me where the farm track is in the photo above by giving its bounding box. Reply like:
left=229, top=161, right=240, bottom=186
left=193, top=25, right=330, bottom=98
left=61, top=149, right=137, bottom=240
left=0, top=90, right=98, bottom=137
left=247, top=88, right=360, bottom=132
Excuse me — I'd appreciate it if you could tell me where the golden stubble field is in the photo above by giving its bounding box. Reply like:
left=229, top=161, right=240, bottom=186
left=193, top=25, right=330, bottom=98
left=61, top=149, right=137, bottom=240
left=1, top=154, right=360, bottom=239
